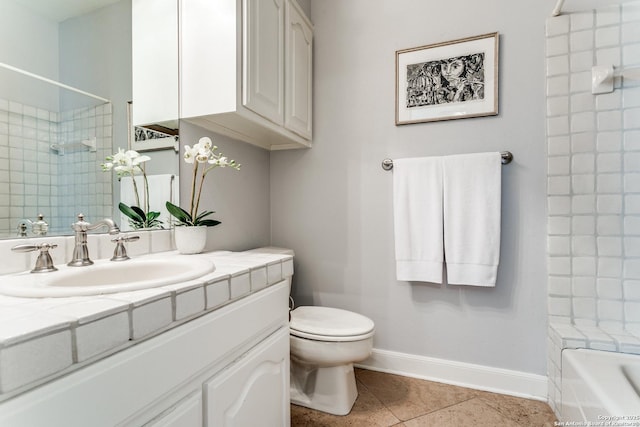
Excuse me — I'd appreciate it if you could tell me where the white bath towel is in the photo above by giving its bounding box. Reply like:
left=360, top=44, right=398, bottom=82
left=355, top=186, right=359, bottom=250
left=119, top=174, right=178, bottom=230
left=393, top=157, right=444, bottom=283
left=442, top=152, right=501, bottom=286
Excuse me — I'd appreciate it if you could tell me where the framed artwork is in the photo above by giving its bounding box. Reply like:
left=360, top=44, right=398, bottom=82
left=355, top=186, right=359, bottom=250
left=128, top=101, right=179, bottom=152
left=395, top=32, right=499, bottom=125
left=133, top=125, right=179, bottom=152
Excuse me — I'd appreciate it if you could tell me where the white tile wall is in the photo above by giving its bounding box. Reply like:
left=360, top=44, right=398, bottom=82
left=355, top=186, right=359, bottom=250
left=632, top=129, right=640, bottom=147
left=547, top=0, right=640, bottom=329
left=0, top=100, right=113, bottom=237
left=547, top=1, right=640, bottom=413
left=57, top=104, right=113, bottom=231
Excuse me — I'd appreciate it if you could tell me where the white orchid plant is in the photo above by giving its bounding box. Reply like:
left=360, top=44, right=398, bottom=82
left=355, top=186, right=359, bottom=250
left=166, top=137, right=240, bottom=227
left=101, top=148, right=163, bottom=229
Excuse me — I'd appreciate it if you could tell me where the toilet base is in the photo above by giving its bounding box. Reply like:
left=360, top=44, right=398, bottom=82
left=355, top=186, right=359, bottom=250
left=290, top=360, right=358, bottom=416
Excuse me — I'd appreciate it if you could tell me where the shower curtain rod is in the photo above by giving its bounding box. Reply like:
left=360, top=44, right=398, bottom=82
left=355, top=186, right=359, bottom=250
left=551, top=0, right=565, bottom=16
left=380, top=151, right=513, bottom=171
left=551, top=0, right=620, bottom=17
left=0, top=62, right=111, bottom=104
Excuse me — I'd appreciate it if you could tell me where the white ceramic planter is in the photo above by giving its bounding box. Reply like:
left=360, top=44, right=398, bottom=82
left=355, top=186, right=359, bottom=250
left=174, top=226, right=207, bottom=254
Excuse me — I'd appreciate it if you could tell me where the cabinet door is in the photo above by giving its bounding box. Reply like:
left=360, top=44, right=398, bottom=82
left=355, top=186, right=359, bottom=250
left=204, top=328, right=290, bottom=427
left=144, top=392, right=202, bottom=427
left=284, top=0, right=313, bottom=140
left=132, top=0, right=179, bottom=127
left=243, top=0, right=285, bottom=126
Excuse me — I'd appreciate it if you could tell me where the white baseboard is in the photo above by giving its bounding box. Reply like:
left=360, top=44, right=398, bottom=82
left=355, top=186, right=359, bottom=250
left=356, top=348, right=548, bottom=402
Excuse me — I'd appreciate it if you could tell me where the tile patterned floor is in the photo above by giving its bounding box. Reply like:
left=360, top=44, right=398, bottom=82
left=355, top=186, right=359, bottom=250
left=291, top=368, right=558, bottom=426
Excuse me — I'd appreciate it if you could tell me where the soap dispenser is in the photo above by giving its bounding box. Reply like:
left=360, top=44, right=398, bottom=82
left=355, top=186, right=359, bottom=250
left=32, top=214, right=48, bottom=236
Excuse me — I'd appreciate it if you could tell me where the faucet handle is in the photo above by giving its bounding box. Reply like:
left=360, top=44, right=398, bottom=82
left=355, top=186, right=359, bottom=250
left=12, top=243, right=58, bottom=273
left=110, top=235, right=140, bottom=261
left=71, top=213, right=90, bottom=231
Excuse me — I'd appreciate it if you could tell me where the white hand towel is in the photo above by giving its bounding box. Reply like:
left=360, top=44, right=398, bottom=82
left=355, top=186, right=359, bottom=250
left=393, top=157, right=444, bottom=283
left=119, top=174, right=177, bottom=230
left=146, top=174, right=178, bottom=226
left=442, top=152, right=501, bottom=286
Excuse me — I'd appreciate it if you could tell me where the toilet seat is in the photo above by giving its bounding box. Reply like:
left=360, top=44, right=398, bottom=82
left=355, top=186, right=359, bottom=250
left=290, top=306, right=375, bottom=342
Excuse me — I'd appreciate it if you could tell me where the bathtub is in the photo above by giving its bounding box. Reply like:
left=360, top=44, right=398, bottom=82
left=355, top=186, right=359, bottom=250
left=562, top=349, right=640, bottom=422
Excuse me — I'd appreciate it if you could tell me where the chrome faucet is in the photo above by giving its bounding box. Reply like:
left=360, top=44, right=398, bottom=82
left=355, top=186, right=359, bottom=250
left=68, top=214, right=120, bottom=267
left=12, top=243, right=59, bottom=273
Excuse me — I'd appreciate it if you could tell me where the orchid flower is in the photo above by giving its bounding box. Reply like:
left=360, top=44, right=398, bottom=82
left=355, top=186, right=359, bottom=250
left=102, top=148, right=161, bottom=229
left=166, top=137, right=241, bottom=227
left=183, top=145, right=198, bottom=164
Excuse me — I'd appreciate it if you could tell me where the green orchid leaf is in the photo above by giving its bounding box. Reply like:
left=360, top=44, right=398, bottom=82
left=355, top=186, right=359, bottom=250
left=147, top=220, right=163, bottom=229
left=130, top=205, right=147, bottom=221
left=119, top=203, right=144, bottom=222
left=146, top=211, right=161, bottom=221
left=166, top=201, right=192, bottom=225
left=198, top=219, right=221, bottom=227
left=195, top=210, right=215, bottom=221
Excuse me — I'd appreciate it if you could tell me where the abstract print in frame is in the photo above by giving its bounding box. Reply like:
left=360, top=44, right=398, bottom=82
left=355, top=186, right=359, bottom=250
left=395, top=32, right=499, bottom=125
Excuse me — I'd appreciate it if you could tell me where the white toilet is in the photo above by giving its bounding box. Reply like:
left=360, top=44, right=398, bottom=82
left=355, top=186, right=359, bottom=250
left=289, top=305, right=375, bottom=416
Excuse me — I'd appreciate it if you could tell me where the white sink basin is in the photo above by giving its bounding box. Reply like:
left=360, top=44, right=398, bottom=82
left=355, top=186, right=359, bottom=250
left=0, top=254, right=215, bottom=297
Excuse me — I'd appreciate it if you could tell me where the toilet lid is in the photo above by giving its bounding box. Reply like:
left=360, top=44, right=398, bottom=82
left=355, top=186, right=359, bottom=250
left=290, top=306, right=375, bottom=339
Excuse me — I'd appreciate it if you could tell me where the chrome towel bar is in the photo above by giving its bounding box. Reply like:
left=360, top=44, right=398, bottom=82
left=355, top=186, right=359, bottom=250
left=381, top=151, right=513, bottom=171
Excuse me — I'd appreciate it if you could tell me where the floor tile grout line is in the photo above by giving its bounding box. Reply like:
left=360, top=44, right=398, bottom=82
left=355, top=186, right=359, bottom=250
left=384, top=395, right=481, bottom=425
left=354, top=377, right=403, bottom=425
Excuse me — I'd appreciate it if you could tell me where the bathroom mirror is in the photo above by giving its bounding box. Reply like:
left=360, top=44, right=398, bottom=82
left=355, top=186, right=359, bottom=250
left=0, top=0, right=179, bottom=238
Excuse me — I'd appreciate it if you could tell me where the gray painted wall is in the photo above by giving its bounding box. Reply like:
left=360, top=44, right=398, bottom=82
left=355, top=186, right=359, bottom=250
left=179, top=121, right=271, bottom=252
left=271, top=0, right=552, bottom=375
left=59, top=0, right=132, bottom=150
left=0, top=1, right=59, bottom=110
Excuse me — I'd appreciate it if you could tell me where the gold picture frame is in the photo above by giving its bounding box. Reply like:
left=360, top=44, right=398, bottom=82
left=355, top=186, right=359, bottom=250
left=395, top=32, right=499, bottom=125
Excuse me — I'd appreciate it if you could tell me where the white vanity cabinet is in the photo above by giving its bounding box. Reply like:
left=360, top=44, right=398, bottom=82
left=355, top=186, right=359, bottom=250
left=0, top=281, right=291, bottom=427
left=145, top=392, right=203, bottom=427
left=179, top=0, right=313, bottom=150
left=205, top=328, right=290, bottom=426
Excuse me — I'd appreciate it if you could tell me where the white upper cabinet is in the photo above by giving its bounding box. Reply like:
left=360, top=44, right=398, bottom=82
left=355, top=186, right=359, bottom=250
left=179, top=0, right=313, bottom=150
left=132, top=0, right=179, bottom=128
left=243, top=0, right=285, bottom=126
left=285, top=0, right=313, bottom=140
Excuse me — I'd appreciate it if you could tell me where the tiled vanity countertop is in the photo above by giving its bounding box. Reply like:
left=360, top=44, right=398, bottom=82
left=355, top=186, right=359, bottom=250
left=0, top=247, right=294, bottom=400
